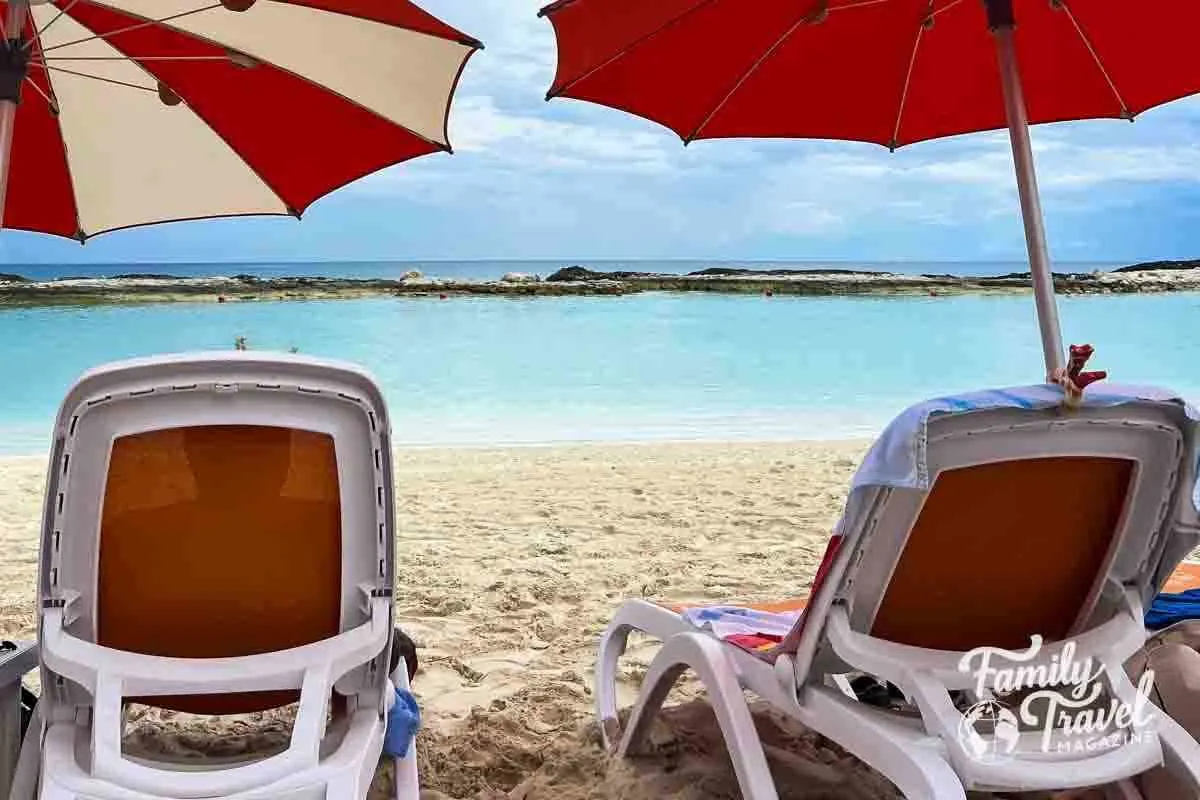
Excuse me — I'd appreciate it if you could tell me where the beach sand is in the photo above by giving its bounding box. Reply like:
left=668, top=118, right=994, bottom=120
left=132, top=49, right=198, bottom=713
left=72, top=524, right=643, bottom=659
left=0, top=441, right=1169, bottom=799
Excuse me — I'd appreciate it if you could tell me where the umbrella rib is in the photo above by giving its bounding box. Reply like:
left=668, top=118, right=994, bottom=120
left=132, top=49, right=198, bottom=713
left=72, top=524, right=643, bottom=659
left=546, top=0, right=720, bottom=100
left=32, top=62, right=157, bottom=93
left=930, top=0, right=964, bottom=18
left=1057, top=1, right=1130, bottom=119
left=888, top=23, right=924, bottom=151
left=22, top=74, right=58, bottom=111
left=45, top=55, right=233, bottom=61
left=827, top=0, right=891, bottom=10
left=25, top=0, right=86, bottom=51
left=39, top=5, right=222, bottom=54
left=685, top=2, right=834, bottom=143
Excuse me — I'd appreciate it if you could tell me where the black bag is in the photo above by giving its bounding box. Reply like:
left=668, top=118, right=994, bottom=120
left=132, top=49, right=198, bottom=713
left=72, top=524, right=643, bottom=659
left=390, top=627, right=419, bottom=683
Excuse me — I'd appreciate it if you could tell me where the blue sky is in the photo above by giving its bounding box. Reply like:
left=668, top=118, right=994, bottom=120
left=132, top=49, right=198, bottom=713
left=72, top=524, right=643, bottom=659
left=3, top=0, right=1200, bottom=265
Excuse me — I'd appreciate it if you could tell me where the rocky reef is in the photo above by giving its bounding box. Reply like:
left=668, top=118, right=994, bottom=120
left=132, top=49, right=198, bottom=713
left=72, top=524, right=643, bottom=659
left=539, top=261, right=1200, bottom=296
left=1, top=259, right=1198, bottom=307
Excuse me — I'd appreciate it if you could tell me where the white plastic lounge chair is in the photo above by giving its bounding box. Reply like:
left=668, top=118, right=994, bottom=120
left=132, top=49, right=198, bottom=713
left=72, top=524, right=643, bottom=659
left=14, top=352, right=406, bottom=800
left=595, top=386, right=1200, bottom=800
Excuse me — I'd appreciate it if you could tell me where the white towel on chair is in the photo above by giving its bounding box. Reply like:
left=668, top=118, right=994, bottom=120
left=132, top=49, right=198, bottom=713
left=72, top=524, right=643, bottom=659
left=679, top=606, right=801, bottom=640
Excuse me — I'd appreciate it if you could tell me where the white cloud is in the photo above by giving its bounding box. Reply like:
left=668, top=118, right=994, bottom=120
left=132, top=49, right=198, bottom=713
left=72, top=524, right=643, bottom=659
left=344, top=0, right=1200, bottom=258
left=421, top=0, right=557, bottom=96
left=1037, top=143, right=1200, bottom=190
left=765, top=201, right=846, bottom=236
left=449, top=96, right=674, bottom=173
left=743, top=124, right=1200, bottom=241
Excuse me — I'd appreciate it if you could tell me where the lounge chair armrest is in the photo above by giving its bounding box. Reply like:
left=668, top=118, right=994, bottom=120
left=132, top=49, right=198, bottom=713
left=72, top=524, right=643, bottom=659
left=830, top=594, right=1166, bottom=793
left=0, top=641, right=38, bottom=686
left=900, top=634, right=1164, bottom=791
left=41, top=595, right=391, bottom=697
left=39, top=597, right=390, bottom=799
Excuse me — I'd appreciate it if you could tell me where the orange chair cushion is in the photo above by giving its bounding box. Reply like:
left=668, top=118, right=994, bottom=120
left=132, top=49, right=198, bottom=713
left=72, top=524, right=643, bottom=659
left=870, top=457, right=1132, bottom=651
left=98, top=425, right=342, bottom=714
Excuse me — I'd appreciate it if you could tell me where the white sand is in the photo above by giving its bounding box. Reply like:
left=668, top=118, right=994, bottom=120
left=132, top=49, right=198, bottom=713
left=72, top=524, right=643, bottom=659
left=0, top=442, right=1149, bottom=799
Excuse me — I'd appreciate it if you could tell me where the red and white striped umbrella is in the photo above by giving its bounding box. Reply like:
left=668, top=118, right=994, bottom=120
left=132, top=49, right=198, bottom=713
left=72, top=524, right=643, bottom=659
left=0, top=0, right=480, bottom=240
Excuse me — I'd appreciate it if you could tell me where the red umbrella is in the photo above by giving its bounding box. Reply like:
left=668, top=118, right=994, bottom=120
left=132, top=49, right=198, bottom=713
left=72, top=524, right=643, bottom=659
left=0, top=0, right=480, bottom=240
left=538, top=0, right=1200, bottom=376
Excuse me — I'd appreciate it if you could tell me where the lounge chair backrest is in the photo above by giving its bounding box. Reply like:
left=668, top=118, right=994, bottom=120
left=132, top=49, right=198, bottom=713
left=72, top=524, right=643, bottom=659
left=39, top=353, right=395, bottom=716
left=792, top=401, right=1197, bottom=680
left=98, top=424, right=343, bottom=713
left=868, top=455, right=1133, bottom=650
left=849, top=404, right=1190, bottom=646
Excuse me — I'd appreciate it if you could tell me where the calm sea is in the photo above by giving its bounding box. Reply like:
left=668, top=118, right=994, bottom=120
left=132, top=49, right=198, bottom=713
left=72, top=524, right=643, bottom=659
left=2, top=261, right=1196, bottom=455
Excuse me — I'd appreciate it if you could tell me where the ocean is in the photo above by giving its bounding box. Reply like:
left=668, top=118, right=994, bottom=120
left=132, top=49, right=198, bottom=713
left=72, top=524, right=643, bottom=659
left=2, top=260, right=1197, bottom=455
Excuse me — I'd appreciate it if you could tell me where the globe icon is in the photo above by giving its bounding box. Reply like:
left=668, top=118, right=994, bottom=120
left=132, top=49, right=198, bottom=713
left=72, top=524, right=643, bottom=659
left=957, top=700, right=1021, bottom=764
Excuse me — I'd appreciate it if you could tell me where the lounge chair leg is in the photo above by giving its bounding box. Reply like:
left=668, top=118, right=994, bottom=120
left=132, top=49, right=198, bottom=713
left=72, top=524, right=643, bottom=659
left=391, top=665, right=420, bottom=799
left=8, top=705, right=38, bottom=800
left=619, top=633, right=781, bottom=800
left=595, top=600, right=689, bottom=751
left=791, top=687, right=966, bottom=800
left=596, top=620, right=635, bottom=751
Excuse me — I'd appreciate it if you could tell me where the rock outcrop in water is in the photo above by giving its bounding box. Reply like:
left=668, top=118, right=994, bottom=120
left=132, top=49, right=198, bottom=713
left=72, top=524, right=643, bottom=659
left=0, top=259, right=1198, bottom=306
left=687, top=266, right=888, bottom=277
left=501, top=272, right=541, bottom=283
left=546, top=266, right=653, bottom=281
left=1111, top=259, right=1200, bottom=273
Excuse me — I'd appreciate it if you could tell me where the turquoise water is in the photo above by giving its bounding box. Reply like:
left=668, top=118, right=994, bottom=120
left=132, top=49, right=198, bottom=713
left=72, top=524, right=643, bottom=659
left=2, top=291, right=1198, bottom=454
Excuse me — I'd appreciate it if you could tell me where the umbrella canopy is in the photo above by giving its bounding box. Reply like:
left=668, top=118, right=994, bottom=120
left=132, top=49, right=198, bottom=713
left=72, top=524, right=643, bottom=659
left=0, top=0, right=480, bottom=240
left=539, top=0, right=1200, bottom=375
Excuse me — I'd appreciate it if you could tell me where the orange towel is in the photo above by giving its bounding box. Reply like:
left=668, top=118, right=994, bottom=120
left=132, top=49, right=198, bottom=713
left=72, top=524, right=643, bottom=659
left=1164, top=561, right=1200, bottom=594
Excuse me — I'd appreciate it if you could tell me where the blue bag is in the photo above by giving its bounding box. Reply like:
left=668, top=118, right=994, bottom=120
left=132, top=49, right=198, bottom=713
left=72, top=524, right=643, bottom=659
left=383, top=688, right=421, bottom=758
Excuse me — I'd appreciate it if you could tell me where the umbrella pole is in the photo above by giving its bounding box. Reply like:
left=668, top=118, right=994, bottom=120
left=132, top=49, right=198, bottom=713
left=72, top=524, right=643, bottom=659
left=992, top=23, right=1065, bottom=378
left=0, top=0, right=28, bottom=230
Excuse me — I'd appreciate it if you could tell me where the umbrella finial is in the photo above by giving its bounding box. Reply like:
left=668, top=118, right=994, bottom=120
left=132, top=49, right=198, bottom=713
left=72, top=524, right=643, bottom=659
left=983, top=0, right=1015, bottom=30
left=1050, top=343, right=1106, bottom=410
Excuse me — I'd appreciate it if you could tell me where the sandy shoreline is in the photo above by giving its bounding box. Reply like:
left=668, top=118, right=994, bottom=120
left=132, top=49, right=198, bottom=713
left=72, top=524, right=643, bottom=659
left=1, top=441, right=1195, bottom=798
